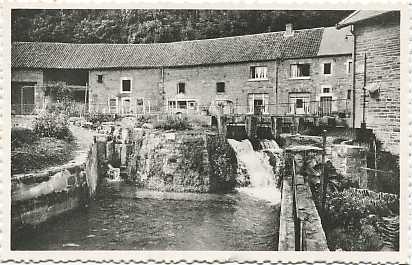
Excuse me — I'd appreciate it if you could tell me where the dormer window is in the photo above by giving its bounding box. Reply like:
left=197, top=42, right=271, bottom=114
left=177, top=82, right=185, bottom=94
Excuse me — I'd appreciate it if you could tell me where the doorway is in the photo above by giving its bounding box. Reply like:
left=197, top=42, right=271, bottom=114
left=320, top=96, right=332, bottom=115
left=288, top=92, right=310, bottom=115
left=11, top=82, right=36, bottom=114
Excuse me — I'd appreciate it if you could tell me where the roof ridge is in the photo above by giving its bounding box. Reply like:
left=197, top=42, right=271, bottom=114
left=13, top=26, right=328, bottom=46
left=338, top=10, right=360, bottom=25
left=12, top=26, right=351, bottom=69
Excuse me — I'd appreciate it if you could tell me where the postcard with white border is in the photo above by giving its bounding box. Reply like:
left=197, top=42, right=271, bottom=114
left=1, top=1, right=409, bottom=263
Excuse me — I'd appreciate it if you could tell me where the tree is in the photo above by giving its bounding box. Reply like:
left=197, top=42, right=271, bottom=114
left=11, top=9, right=353, bottom=44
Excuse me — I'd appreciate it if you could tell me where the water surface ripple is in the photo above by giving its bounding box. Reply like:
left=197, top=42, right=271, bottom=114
left=13, top=182, right=280, bottom=251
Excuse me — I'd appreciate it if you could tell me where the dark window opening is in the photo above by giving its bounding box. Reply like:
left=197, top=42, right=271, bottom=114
left=178, top=82, right=185, bottom=94
left=296, top=98, right=303, bottom=108
left=348, top=61, right=353, bottom=74
left=216, top=82, right=225, bottom=93
left=178, top=101, right=187, bottom=109
left=97, top=74, right=103, bottom=83
left=323, top=87, right=330, bottom=93
left=290, top=64, right=310, bottom=78
left=122, top=79, right=131, bottom=92
left=347, top=89, right=352, bottom=99
left=323, top=63, right=331, bottom=75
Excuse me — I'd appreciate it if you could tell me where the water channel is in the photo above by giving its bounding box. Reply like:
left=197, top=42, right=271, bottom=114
left=12, top=139, right=282, bottom=251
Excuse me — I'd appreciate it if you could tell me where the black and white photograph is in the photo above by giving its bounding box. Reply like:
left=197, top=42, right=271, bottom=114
left=5, top=4, right=407, bottom=262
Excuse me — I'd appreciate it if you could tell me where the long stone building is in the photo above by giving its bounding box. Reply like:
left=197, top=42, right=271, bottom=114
left=337, top=11, right=400, bottom=155
left=11, top=25, right=353, bottom=118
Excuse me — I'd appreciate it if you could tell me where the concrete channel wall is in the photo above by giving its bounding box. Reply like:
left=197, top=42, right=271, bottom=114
left=11, top=134, right=104, bottom=232
left=278, top=147, right=329, bottom=251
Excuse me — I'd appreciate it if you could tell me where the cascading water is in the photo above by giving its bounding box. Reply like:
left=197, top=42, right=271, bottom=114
left=259, top=139, right=280, bottom=151
left=227, top=139, right=281, bottom=204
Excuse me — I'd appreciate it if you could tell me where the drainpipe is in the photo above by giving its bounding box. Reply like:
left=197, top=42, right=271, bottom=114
left=350, top=25, right=357, bottom=131
left=161, top=67, right=165, bottom=112
left=275, top=59, right=279, bottom=115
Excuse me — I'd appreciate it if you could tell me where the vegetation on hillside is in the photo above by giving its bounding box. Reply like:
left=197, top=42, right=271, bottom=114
left=12, top=9, right=353, bottom=44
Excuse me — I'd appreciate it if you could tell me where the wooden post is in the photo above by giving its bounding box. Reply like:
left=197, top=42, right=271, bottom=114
left=320, top=129, right=327, bottom=212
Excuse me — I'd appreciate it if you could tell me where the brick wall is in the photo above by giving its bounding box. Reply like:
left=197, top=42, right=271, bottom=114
left=354, top=12, right=400, bottom=155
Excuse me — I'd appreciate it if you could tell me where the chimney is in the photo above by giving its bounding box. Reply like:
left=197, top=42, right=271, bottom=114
left=285, top=23, right=294, bottom=37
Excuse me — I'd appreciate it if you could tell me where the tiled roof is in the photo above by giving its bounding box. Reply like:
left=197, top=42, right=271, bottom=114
left=12, top=26, right=351, bottom=69
left=336, top=10, right=392, bottom=29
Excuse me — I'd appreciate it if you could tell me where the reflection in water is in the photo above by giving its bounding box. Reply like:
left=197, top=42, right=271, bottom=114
left=12, top=181, right=280, bottom=251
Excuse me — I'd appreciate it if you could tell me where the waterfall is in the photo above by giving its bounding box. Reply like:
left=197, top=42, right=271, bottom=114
left=259, top=139, right=280, bottom=151
left=227, top=139, right=281, bottom=204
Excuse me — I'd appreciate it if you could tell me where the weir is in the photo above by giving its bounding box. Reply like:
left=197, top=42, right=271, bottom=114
left=12, top=119, right=329, bottom=251
left=227, top=138, right=282, bottom=204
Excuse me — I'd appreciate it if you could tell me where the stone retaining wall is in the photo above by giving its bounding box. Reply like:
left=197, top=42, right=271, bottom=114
left=11, top=135, right=103, bottom=232
left=278, top=147, right=329, bottom=251
left=331, top=144, right=368, bottom=188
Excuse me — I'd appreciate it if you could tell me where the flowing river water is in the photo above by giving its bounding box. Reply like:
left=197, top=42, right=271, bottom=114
left=12, top=139, right=282, bottom=251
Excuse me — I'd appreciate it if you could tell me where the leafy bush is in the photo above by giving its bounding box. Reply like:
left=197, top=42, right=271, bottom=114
left=133, top=115, right=153, bottom=128
left=324, top=188, right=399, bottom=228
left=321, top=188, right=399, bottom=251
left=11, top=127, right=37, bottom=149
left=154, top=115, right=192, bottom=130
left=33, top=112, right=73, bottom=140
left=85, top=113, right=118, bottom=125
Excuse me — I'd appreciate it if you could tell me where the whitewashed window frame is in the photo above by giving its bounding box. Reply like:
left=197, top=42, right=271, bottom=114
left=120, top=77, right=132, bottom=93
left=289, top=63, right=311, bottom=79
left=108, top=97, right=119, bottom=114
left=121, top=97, right=132, bottom=114
left=249, top=66, right=268, bottom=81
left=321, top=61, right=333, bottom=76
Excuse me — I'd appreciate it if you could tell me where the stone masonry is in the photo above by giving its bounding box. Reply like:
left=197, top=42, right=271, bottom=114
left=353, top=12, right=400, bottom=155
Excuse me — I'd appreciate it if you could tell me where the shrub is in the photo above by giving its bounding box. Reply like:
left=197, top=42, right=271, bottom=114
left=324, top=188, right=399, bottom=229
left=154, top=115, right=192, bottom=130
left=134, top=115, right=153, bottom=128
left=85, top=113, right=118, bottom=125
left=11, top=127, right=37, bottom=149
left=33, top=112, right=73, bottom=140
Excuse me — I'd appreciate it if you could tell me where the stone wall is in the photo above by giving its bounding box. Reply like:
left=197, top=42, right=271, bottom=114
left=11, top=137, right=103, bottom=232
left=331, top=144, right=368, bottom=188
left=83, top=52, right=351, bottom=115
left=353, top=12, right=400, bottom=155
left=126, top=130, right=237, bottom=193
left=277, top=55, right=352, bottom=115
left=88, top=68, right=163, bottom=113
left=11, top=69, right=45, bottom=110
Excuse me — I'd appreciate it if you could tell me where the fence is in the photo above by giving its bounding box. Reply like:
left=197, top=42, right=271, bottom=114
left=12, top=98, right=352, bottom=118
left=11, top=104, right=37, bottom=115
